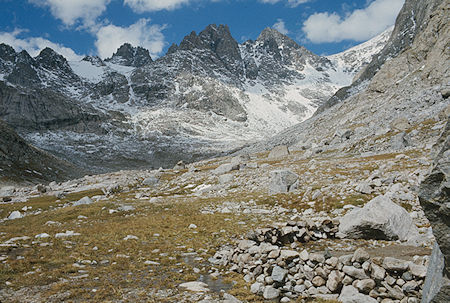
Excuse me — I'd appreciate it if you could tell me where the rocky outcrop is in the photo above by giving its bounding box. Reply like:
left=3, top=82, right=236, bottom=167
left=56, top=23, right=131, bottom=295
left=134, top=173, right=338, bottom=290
left=0, top=81, right=102, bottom=131
left=419, top=119, right=450, bottom=302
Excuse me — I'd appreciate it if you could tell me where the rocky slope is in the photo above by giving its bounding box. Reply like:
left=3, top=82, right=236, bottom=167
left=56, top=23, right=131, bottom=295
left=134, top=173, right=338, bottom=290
left=316, top=0, right=446, bottom=114
left=0, top=25, right=390, bottom=174
left=242, top=0, right=449, bottom=160
left=0, top=119, right=84, bottom=185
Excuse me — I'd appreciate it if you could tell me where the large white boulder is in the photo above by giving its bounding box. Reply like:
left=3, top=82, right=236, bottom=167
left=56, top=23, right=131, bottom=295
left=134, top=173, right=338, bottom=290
left=339, top=195, right=419, bottom=241
left=268, top=170, right=299, bottom=194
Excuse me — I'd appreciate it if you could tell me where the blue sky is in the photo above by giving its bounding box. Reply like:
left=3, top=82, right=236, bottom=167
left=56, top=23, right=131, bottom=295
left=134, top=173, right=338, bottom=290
left=0, top=0, right=404, bottom=61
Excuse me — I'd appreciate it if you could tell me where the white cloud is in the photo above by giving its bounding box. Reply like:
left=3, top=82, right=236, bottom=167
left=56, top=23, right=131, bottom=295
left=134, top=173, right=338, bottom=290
left=260, top=0, right=309, bottom=7
left=29, top=0, right=110, bottom=28
left=95, top=19, right=166, bottom=59
left=124, top=0, right=190, bottom=12
left=302, top=0, right=404, bottom=43
left=272, top=19, right=289, bottom=35
left=0, top=29, right=83, bottom=61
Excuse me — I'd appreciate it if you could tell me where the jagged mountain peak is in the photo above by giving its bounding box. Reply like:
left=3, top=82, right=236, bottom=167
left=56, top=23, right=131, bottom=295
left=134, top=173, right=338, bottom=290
left=105, top=43, right=152, bottom=67
left=257, top=27, right=300, bottom=50
left=0, top=43, right=16, bottom=62
left=35, top=47, right=72, bottom=72
left=174, top=24, right=241, bottom=61
left=166, top=43, right=179, bottom=55
left=15, top=50, right=35, bottom=65
left=199, top=24, right=241, bottom=61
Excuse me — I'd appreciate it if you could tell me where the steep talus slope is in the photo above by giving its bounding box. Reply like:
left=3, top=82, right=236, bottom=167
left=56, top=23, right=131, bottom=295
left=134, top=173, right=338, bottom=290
left=242, top=0, right=449, bottom=156
left=316, top=0, right=446, bottom=114
left=0, top=119, right=84, bottom=185
left=0, top=25, right=390, bottom=173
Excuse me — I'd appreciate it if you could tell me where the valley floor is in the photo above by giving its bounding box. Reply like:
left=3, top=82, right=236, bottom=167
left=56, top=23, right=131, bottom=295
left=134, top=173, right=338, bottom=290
left=0, top=140, right=436, bottom=302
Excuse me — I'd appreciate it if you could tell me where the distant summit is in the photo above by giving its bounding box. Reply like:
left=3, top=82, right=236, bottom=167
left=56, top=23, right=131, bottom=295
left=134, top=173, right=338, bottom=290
left=105, top=43, right=152, bottom=67
left=0, top=23, right=391, bottom=173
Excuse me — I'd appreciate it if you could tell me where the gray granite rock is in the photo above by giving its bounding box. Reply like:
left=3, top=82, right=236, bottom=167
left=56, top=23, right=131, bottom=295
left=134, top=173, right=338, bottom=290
left=268, top=170, right=299, bottom=194
left=339, top=195, right=419, bottom=241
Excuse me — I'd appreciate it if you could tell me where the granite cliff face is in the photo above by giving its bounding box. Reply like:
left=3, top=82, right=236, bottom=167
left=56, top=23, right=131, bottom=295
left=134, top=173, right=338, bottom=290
left=0, top=24, right=389, bottom=173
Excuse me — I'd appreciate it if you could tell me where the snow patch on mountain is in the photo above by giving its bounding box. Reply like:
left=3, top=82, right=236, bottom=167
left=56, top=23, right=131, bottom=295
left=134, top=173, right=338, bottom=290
left=327, top=26, right=394, bottom=76
left=69, top=61, right=105, bottom=83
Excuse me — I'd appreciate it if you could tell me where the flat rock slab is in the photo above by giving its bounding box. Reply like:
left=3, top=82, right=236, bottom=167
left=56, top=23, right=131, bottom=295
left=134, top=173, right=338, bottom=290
left=179, top=281, right=210, bottom=292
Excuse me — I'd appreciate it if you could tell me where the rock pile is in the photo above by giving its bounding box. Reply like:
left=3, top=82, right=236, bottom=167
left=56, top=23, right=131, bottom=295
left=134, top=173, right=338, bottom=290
left=211, top=222, right=429, bottom=302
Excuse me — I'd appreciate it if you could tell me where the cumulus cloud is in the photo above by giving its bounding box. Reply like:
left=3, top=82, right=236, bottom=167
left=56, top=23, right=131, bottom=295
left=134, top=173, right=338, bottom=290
left=124, top=0, right=191, bottom=12
left=259, top=0, right=309, bottom=7
left=302, top=0, right=404, bottom=43
left=272, top=19, right=289, bottom=35
left=29, top=0, right=110, bottom=28
left=0, top=29, right=83, bottom=61
left=95, top=19, right=166, bottom=59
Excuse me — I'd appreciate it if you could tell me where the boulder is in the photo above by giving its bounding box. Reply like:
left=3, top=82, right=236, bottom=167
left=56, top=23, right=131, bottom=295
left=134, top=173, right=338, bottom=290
left=73, top=196, right=93, bottom=206
left=271, top=265, right=288, bottom=283
left=382, top=257, right=409, bottom=272
left=7, top=210, right=23, bottom=220
left=263, top=286, right=280, bottom=300
left=250, top=282, right=263, bottom=294
left=338, top=285, right=377, bottom=303
left=142, top=176, right=159, bottom=186
left=222, top=293, right=241, bottom=303
left=342, top=266, right=369, bottom=280
left=326, top=270, right=344, bottom=292
left=356, top=182, right=373, bottom=194
left=408, top=263, right=427, bottom=278
left=213, top=163, right=239, bottom=175
left=390, top=132, right=411, bottom=150
left=280, top=250, right=299, bottom=260
left=391, top=117, right=411, bottom=131
left=352, top=248, right=370, bottom=263
left=179, top=281, right=209, bottom=292
left=218, top=174, right=234, bottom=184
left=370, top=263, right=386, bottom=280
left=268, top=145, right=290, bottom=159
left=418, top=119, right=450, bottom=303
left=312, top=275, right=326, bottom=287
left=339, top=195, right=419, bottom=241
left=268, top=170, right=299, bottom=194
left=173, top=161, right=186, bottom=170
left=356, top=279, right=376, bottom=293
